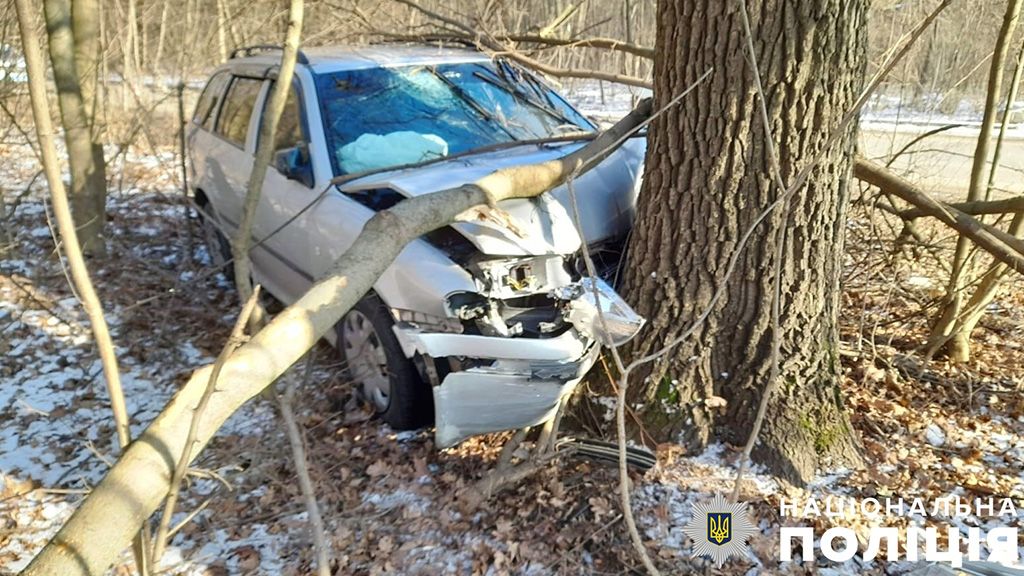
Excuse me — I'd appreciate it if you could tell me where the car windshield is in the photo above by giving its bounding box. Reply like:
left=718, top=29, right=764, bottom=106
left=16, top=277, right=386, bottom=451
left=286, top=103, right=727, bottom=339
left=315, top=61, right=593, bottom=176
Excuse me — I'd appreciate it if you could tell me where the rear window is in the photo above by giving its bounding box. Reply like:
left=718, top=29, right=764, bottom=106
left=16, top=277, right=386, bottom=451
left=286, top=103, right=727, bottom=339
left=215, top=77, right=263, bottom=147
left=193, top=71, right=230, bottom=130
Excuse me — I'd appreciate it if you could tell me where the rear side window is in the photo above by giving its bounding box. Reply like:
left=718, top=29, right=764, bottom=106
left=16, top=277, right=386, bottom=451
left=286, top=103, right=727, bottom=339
left=215, top=77, right=263, bottom=147
left=193, top=71, right=229, bottom=130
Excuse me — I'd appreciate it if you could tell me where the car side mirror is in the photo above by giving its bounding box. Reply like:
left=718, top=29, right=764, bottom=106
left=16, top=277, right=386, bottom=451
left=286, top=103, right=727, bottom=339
left=274, top=142, right=314, bottom=188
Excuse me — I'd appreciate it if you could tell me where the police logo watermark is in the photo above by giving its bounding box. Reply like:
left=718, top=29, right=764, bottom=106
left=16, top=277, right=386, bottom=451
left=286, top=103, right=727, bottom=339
left=683, top=494, right=757, bottom=567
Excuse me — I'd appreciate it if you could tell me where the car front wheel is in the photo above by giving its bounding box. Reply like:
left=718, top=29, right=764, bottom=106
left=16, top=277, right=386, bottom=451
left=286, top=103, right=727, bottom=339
left=337, top=295, right=433, bottom=430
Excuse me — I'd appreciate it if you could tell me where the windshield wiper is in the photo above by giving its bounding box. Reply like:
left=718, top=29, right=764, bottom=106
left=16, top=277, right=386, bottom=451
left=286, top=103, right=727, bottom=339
left=477, top=61, right=580, bottom=129
left=423, top=66, right=518, bottom=141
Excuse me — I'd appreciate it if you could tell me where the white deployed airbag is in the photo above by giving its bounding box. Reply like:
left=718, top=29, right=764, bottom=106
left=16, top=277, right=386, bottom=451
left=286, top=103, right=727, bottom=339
left=338, top=131, right=448, bottom=173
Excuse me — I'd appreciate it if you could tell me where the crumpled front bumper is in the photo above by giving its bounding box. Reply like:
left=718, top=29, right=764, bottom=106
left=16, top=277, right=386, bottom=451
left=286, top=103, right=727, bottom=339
left=393, top=328, right=601, bottom=448
left=392, top=277, right=642, bottom=448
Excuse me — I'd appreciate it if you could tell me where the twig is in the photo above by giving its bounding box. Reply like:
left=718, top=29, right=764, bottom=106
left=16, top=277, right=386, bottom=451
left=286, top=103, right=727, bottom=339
left=150, top=286, right=261, bottom=563
left=277, top=352, right=331, bottom=576
left=884, top=123, right=965, bottom=168
left=233, top=0, right=304, bottom=330
left=166, top=498, right=212, bottom=540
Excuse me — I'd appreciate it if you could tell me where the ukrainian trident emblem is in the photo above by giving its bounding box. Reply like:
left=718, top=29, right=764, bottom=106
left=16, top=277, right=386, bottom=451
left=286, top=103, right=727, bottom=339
left=683, top=494, right=756, bottom=566
left=708, top=512, right=731, bottom=545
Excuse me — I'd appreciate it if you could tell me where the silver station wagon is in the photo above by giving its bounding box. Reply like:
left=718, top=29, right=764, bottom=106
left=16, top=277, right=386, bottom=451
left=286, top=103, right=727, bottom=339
left=187, top=44, right=646, bottom=447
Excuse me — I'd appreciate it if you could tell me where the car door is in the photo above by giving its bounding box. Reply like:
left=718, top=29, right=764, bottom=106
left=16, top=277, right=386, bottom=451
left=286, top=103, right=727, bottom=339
left=207, top=75, right=262, bottom=236
left=250, top=79, right=320, bottom=304
left=205, top=74, right=299, bottom=301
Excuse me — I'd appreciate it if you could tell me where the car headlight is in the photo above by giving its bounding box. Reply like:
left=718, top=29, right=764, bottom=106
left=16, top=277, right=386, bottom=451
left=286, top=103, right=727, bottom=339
left=553, top=278, right=645, bottom=346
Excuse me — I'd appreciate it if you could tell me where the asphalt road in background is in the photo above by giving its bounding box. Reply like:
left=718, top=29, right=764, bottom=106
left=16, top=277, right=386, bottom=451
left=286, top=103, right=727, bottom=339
left=859, top=126, right=1024, bottom=201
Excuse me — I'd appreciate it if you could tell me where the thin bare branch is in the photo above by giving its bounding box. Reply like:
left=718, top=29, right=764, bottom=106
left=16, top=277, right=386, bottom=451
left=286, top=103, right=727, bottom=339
left=278, top=354, right=331, bottom=576
left=501, top=33, right=653, bottom=59
left=233, top=0, right=304, bottom=329
left=150, top=287, right=262, bottom=563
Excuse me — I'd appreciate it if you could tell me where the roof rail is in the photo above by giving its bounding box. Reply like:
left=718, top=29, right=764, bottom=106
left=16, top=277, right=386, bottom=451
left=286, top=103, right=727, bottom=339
left=368, top=36, right=483, bottom=50
left=228, top=45, right=310, bottom=65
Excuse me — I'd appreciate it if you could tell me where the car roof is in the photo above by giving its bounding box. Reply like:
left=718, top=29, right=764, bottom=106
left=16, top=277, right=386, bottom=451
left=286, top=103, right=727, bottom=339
left=224, top=44, right=492, bottom=76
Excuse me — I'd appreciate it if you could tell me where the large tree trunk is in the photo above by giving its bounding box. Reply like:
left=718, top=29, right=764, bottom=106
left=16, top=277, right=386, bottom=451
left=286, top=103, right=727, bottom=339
left=43, top=0, right=107, bottom=254
left=620, top=0, right=866, bottom=482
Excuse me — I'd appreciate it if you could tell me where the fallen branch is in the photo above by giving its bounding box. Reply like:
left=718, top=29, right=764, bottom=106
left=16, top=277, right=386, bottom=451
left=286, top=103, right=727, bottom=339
left=459, top=447, right=567, bottom=510
left=383, top=0, right=652, bottom=87
left=23, top=98, right=653, bottom=576
left=369, top=31, right=653, bottom=88
left=900, top=195, right=1024, bottom=219
left=853, top=157, right=1024, bottom=275
left=386, top=30, right=655, bottom=59
left=501, top=50, right=652, bottom=89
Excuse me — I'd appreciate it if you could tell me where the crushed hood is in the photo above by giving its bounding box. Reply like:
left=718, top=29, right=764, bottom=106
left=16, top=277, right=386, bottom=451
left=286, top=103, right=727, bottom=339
left=338, top=140, right=646, bottom=256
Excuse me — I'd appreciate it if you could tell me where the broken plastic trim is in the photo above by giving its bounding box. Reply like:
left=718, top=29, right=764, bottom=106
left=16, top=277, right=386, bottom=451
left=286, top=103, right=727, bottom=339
left=554, top=277, right=645, bottom=347
left=391, top=308, right=464, bottom=334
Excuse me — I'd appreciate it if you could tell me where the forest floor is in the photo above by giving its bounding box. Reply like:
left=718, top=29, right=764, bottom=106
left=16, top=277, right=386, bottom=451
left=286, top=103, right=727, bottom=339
left=1, top=123, right=1023, bottom=574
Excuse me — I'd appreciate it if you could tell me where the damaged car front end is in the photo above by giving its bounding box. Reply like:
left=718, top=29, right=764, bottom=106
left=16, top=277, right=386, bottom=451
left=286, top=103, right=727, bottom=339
left=393, top=259, right=644, bottom=448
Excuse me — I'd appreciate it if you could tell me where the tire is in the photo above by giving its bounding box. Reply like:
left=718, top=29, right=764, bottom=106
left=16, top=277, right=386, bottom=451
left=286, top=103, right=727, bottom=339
left=337, top=295, right=433, bottom=429
left=196, top=200, right=235, bottom=283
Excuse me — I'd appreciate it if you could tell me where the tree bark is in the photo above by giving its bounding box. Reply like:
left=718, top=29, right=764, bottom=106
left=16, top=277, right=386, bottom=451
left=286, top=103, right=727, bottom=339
left=43, top=0, right=108, bottom=254
left=619, top=0, right=867, bottom=483
left=71, top=0, right=108, bottom=255
left=22, top=101, right=651, bottom=576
